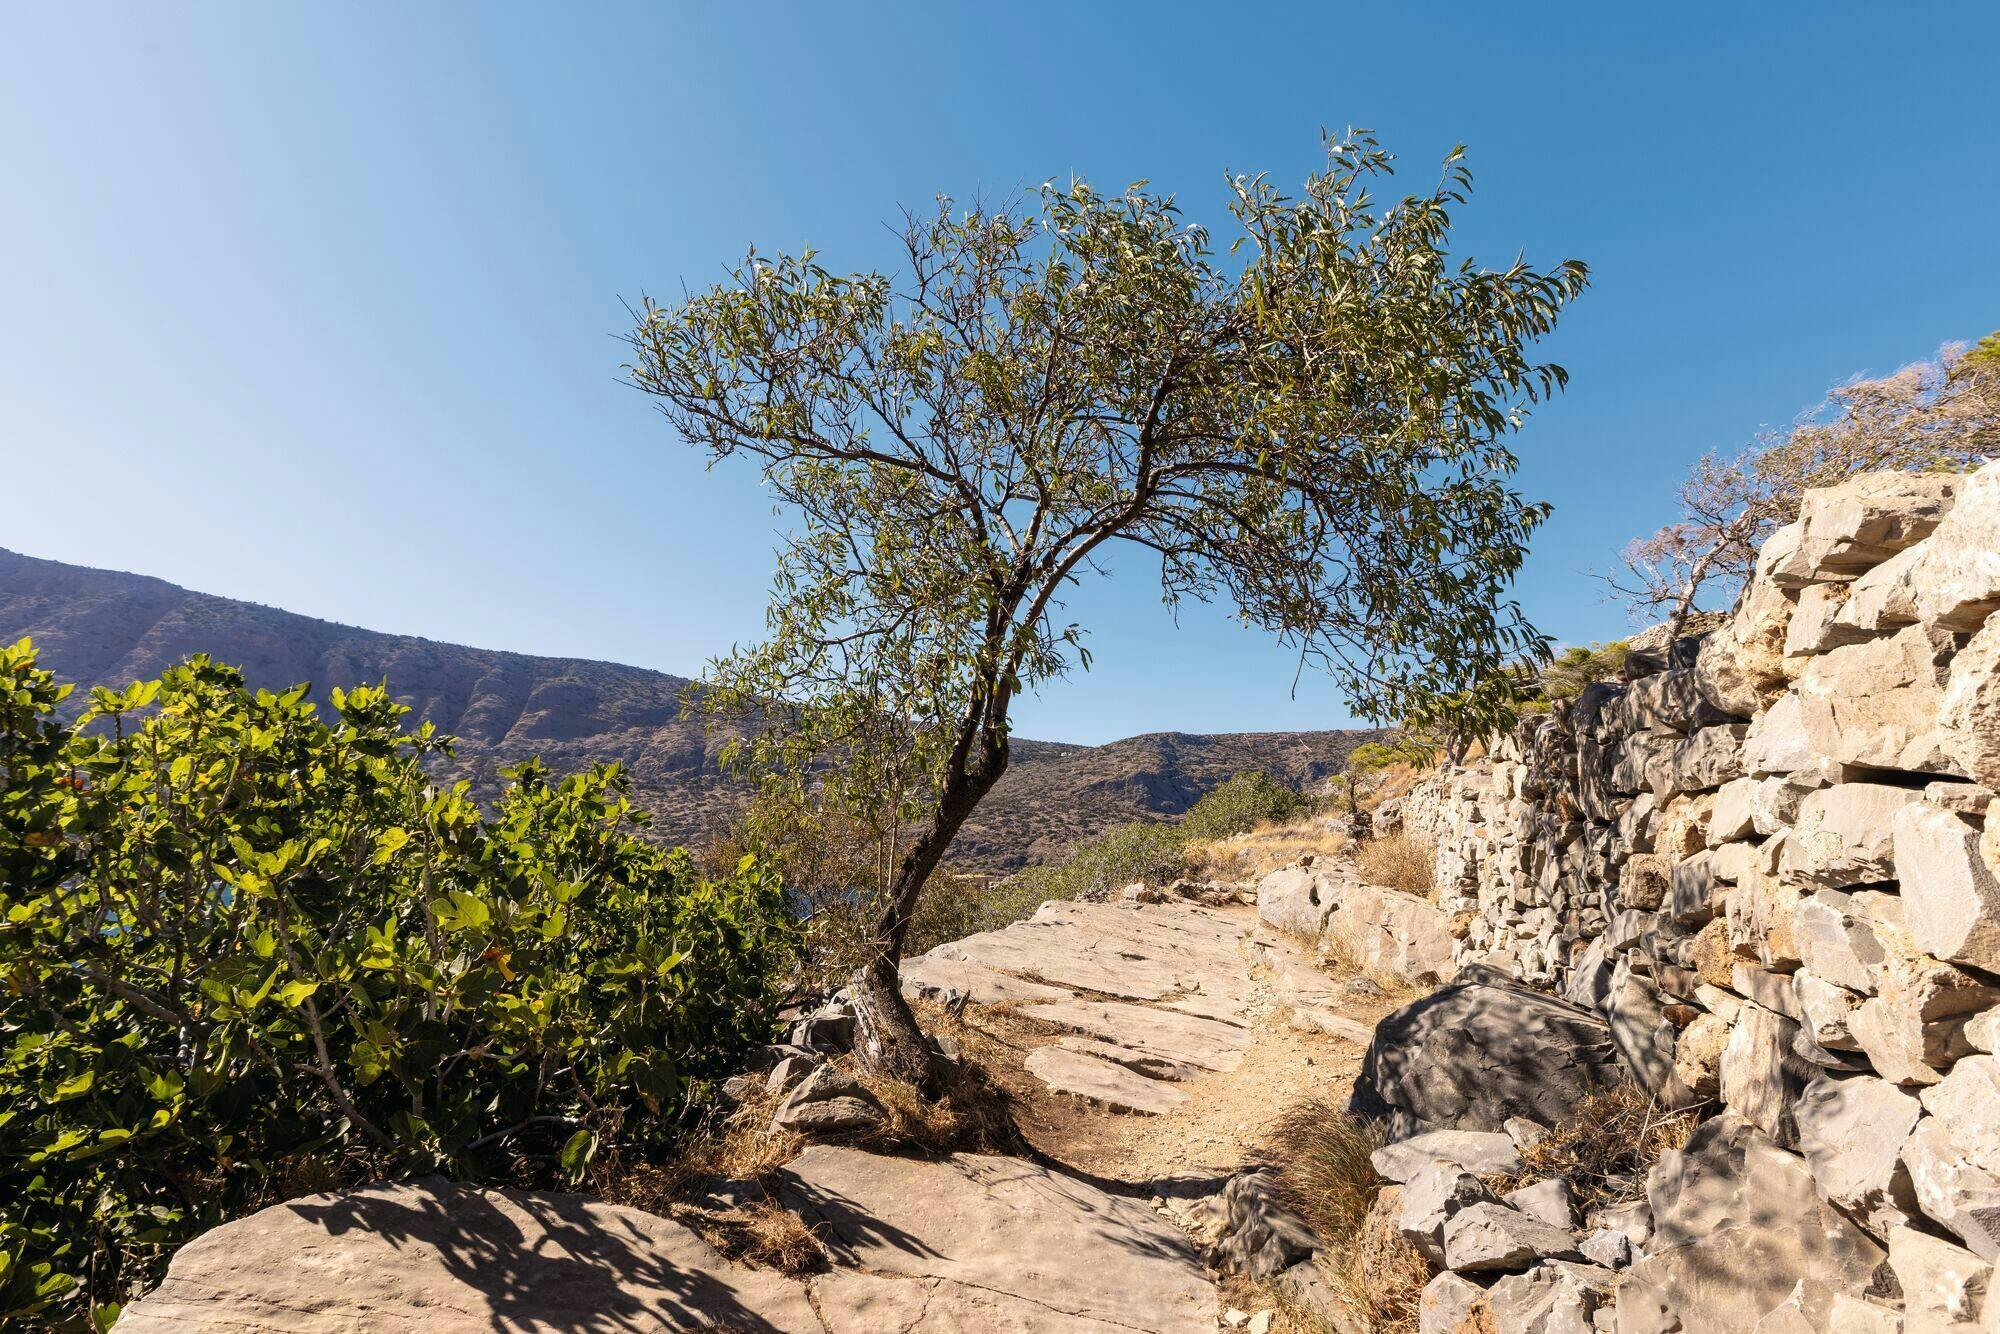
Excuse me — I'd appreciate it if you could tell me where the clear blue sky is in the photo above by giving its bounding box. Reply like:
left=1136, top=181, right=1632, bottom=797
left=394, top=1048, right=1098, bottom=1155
left=4, top=3, right=1996, bottom=744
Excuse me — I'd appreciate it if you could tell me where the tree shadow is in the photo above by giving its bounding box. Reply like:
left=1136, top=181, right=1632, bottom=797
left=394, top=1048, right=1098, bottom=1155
left=290, top=1180, right=810, bottom=1332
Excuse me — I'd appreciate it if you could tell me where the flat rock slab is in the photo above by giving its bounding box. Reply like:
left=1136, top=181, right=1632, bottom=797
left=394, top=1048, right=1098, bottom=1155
left=900, top=954, right=1075, bottom=1006
left=780, top=1146, right=1215, bottom=1334
left=813, top=1269, right=1162, bottom=1333
left=1056, top=1034, right=1201, bottom=1082
left=116, top=1179, right=822, bottom=1333
left=1020, top=998, right=1249, bottom=1072
left=1025, top=1044, right=1189, bottom=1115
left=932, top=922, right=1194, bottom=1000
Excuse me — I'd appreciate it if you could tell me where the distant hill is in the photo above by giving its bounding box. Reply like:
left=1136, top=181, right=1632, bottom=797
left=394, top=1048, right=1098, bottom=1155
left=0, top=548, right=1379, bottom=870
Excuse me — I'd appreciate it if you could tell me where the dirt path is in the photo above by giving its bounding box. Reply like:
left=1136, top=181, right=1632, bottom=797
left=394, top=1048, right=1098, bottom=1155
left=904, top=896, right=1402, bottom=1194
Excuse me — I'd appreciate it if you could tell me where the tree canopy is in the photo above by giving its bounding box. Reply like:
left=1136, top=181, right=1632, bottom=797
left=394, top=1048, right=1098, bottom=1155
left=627, top=134, right=1586, bottom=1078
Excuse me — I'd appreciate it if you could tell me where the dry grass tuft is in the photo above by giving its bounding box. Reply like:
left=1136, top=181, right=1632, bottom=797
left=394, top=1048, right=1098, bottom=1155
left=672, top=1198, right=827, bottom=1275
left=1258, top=1100, right=1429, bottom=1333
left=1493, top=1082, right=1699, bottom=1213
left=1354, top=831, right=1435, bottom=900
left=1266, top=1099, right=1384, bottom=1244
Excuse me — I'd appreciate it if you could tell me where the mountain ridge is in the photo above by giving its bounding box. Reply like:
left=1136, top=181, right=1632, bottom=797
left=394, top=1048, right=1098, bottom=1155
left=0, top=547, right=1379, bottom=869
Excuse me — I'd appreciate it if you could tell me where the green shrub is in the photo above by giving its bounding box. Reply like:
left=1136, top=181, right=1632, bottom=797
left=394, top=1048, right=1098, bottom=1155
left=1180, top=770, right=1310, bottom=843
left=0, top=641, right=797, bottom=1329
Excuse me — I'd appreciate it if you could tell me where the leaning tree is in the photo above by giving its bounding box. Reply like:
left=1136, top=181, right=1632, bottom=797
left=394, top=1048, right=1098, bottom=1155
left=627, top=134, right=1586, bottom=1083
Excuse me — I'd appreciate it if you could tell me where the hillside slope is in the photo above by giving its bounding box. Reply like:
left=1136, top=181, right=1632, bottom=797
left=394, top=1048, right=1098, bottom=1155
left=0, top=548, right=1378, bottom=868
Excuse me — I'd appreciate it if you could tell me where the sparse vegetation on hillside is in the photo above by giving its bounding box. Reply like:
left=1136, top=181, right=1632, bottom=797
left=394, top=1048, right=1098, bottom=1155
left=629, top=134, right=1587, bottom=1081
left=0, top=641, right=797, bottom=1330
left=910, top=770, right=1310, bottom=951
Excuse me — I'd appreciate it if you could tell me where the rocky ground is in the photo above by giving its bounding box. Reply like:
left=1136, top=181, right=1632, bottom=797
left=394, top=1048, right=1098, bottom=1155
left=116, top=879, right=1404, bottom=1332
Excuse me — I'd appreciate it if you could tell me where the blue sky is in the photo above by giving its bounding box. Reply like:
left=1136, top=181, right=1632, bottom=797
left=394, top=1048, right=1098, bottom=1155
left=4, top=3, right=1996, bottom=744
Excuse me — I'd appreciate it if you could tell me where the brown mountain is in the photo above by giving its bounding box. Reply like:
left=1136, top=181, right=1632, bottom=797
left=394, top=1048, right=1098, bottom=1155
left=0, top=548, right=1378, bottom=870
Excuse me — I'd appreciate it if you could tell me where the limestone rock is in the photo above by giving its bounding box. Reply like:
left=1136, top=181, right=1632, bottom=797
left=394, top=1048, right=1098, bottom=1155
left=1795, top=971, right=1866, bottom=1051
left=1794, top=1073, right=1924, bottom=1237
left=1217, top=1170, right=1323, bottom=1279
left=1902, top=1117, right=2000, bottom=1261
left=1372, top=1129, right=1525, bottom=1183
left=1503, top=1177, right=1577, bottom=1231
left=772, top=1066, right=888, bottom=1135
left=1349, top=969, right=1624, bottom=1137
left=1482, top=1260, right=1617, bottom=1332
left=1673, top=1011, right=1732, bottom=1099
left=1617, top=1116, right=1888, bottom=1333
left=779, top=1146, right=1215, bottom=1334
left=1887, top=1223, right=1991, bottom=1327
left=1419, top=1271, right=1488, bottom=1334
left=1797, top=624, right=1960, bottom=774
left=1442, top=1201, right=1583, bottom=1273
left=1794, top=889, right=1888, bottom=993
left=116, top=1179, right=825, bottom=1334
left=1744, top=693, right=1814, bottom=775
left=1941, top=611, right=2000, bottom=788
left=1720, top=1003, right=1813, bottom=1146
left=1697, top=576, right=1798, bottom=718
left=1784, top=783, right=1925, bottom=888
left=1893, top=801, right=2000, bottom=971
left=1581, top=1228, right=1631, bottom=1269
left=1912, top=458, right=2000, bottom=631
left=1671, top=724, right=1749, bottom=793
left=1024, top=1044, right=1187, bottom=1116
left=1773, top=471, right=1958, bottom=585
left=1399, top=1159, right=1497, bottom=1264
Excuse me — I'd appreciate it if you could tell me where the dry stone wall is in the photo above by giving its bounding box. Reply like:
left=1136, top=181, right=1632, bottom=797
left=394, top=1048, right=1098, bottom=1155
left=1404, top=463, right=2000, bottom=1328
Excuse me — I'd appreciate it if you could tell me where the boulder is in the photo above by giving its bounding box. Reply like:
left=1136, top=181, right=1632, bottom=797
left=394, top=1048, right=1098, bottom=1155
left=1719, top=1004, right=1814, bottom=1147
left=1399, top=1160, right=1497, bottom=1265
left=1902, top=1117, right=2000, bottom=1261
left=771, top=1065, right=889, bottom=1135
left=1796, top=624, right=1960, bottom=774
left=1941, top=611, right=2000, bottom=788
left=1743, top=693, right=1814, bottom=776
left=1892, top=801, right=2000, bottom=971
left=1441, top=1201, right=1583, bottom=1273
left=115, top=1179, right=826, bottom=1334
left=1783, top=783, right=1925, bottom=888
left=1913, top=458, right=2000, bottom=631
left=1371, top=1129, right=1525, bottom=1183
left=1793, top=889, right=1887, bottom=993
left=1887, top=1224, right=1991, bottom=1327
left=1348, top=968, right=1625, bottom=1138
left=1257, top=863, right=1341, bottom=938
left=1671, top=724, right=1750, bottom=792
left=1215, top=1170, right=1323, bottom=1278
left=1794, top=1073, right=1924, bottom=1238
left=1696, top=576, right=1797, bottom=719
left=1615, top=1115, right=1888, bottom=1333
left=1772, top=471, right=1958, bottom=585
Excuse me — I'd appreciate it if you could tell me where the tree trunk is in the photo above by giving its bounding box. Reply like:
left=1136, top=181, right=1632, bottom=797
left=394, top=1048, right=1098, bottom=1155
left=847, top=749, right=1006, bottom=1088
